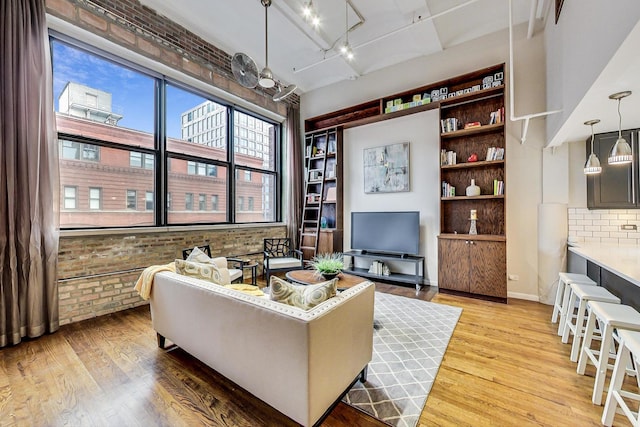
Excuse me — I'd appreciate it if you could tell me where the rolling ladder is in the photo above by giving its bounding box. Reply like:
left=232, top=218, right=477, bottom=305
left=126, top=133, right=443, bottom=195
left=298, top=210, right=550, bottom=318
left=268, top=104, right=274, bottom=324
left=299, top=130, right=331, bottom=259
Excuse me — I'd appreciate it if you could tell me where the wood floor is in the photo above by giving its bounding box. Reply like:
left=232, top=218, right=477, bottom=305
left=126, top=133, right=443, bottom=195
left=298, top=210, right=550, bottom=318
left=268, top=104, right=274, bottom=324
left=0, top=282, right=633, bottom=426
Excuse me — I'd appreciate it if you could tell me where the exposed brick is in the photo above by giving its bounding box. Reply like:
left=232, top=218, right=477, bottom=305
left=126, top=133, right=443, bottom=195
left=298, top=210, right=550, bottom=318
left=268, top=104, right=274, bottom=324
left=137, top=36, right=161, bottom=58
left=78, top=8, right=108, bottom=32
left=45, top=0, right=76, bottom=20
left=109, top=23, right=136, bottom=46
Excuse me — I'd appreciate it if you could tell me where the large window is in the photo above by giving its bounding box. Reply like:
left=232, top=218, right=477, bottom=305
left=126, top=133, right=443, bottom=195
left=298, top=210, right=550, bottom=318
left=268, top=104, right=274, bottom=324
left=52, top=37, right=282, bottom=229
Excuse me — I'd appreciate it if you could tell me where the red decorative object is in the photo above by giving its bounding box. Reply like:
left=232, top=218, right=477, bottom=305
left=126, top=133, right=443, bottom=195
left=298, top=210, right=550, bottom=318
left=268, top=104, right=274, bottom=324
left=467, top=153, right=478, bottom=162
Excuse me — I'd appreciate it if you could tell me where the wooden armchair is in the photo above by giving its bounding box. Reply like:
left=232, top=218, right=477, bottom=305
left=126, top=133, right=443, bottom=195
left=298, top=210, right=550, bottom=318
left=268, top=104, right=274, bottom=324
left=182, top=244, right=246, bottom=283
left=263, top=238, right=304, bottom=283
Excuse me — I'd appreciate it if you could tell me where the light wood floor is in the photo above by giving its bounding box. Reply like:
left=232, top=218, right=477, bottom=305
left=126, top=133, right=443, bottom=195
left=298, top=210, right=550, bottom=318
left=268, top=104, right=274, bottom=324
left=0, top=283, right=633, bottom=426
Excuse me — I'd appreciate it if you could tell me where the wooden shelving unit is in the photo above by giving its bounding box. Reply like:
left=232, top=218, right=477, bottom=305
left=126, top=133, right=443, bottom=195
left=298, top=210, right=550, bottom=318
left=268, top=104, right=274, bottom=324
left=437, top=64, right=507, bottom=302
left=299, top=127, right=343, bottom=259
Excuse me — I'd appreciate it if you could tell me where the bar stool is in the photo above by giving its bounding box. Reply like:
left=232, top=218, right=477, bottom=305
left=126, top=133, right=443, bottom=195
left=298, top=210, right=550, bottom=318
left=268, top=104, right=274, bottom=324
left=602, top=329, right=640, bottom=426
left=561, top=283, right=620, bottom=362
left=577, top=301, right=640, bottom=405
left=552, top=272, right=597, bottom=335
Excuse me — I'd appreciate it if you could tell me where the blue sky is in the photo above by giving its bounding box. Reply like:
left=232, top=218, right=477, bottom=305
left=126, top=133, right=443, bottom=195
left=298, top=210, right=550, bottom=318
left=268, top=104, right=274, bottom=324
left=52, top=41, right=205, bottom=139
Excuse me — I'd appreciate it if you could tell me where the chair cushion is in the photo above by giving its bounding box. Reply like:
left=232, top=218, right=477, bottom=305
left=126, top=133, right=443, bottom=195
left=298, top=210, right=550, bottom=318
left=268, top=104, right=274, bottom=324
left=269, top=276, right=337, bottom=310
left=266, top=257, right=302, bottom=269
left=175, top=259, right=231, bottom=285
left=229, top=268, right=243, bottom=282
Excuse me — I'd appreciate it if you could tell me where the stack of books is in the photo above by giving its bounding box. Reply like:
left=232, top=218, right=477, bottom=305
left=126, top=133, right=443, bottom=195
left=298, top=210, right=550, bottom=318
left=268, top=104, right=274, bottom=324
left=440, top=117, right=459, bottom=133
left=440, top=149, right=457, bottom=165
left=485, top=147, right=505, bottom=161
left=488, top=107, right=505, bottom=124
left=441, top=181, right=456, bottom=197
left=493, top=180, right=504, bottom=195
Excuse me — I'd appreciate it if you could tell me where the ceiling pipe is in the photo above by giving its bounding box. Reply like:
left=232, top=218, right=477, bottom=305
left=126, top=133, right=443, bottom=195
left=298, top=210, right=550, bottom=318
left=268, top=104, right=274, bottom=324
left=527, top=0, right=538, bottom=39
left=293, top=0, right=483, bottom=74
left=509, top=0, right=561, bottom=144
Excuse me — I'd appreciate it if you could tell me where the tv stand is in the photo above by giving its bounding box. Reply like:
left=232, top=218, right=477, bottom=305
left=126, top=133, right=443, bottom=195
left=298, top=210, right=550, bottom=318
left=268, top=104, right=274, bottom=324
left=343, top=250, right=424, bottom=289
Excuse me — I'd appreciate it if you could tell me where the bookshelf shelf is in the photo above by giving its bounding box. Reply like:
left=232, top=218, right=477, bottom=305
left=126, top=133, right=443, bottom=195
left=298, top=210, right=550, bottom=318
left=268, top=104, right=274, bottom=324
left=440, top=122, right=504, bottom=139
left=441, top=160, right=504, bottom=170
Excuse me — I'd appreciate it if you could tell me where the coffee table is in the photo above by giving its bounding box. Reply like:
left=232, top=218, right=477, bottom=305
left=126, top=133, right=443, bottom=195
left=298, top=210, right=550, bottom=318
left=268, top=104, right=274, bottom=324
left=285, top=270, right=364, bottom=289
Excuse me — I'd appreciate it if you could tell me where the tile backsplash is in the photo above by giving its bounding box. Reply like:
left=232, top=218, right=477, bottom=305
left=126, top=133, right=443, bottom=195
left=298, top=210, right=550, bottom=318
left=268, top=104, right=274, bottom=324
left=568, top=208, right=640, bottom=244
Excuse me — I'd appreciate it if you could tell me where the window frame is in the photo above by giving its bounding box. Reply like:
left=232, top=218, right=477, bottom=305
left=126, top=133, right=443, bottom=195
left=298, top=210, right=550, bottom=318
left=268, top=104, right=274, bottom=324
left=51, top=33, right=283, bottom=230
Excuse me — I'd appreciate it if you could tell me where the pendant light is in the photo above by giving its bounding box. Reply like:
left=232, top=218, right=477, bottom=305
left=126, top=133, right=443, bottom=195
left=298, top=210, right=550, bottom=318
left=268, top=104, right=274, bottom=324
left=258, top=0, right=275, bottom=89
left=339, top=0, right=354, bottom=60
left=583, top=119, right=602, bottom=175
left=302, top=1, right=320, bottom=28
left=608, top=91, right=633, bottom=165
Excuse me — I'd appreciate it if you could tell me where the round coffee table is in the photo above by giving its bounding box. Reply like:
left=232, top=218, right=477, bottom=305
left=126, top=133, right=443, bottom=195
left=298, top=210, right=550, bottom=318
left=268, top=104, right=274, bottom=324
left=285, top=270, right=364, bottom=289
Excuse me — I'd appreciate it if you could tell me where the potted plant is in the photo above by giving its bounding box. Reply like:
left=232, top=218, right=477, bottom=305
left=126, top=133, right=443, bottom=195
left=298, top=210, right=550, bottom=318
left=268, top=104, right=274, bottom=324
left=307, top=253, right=344, bottom=280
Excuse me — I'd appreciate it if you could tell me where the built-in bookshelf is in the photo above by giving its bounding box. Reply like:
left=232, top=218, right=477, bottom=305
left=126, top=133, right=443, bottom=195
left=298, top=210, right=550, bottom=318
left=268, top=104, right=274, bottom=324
left=299, top=127, right=343, bottom=259
left=437, top=63, right=507, bottom=302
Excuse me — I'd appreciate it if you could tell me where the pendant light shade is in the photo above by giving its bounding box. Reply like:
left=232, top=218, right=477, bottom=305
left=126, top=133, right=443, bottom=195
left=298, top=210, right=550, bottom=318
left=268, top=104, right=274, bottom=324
left=583, top=119, right=602, bottom=175
left=608, top=91, right=633, bottom=165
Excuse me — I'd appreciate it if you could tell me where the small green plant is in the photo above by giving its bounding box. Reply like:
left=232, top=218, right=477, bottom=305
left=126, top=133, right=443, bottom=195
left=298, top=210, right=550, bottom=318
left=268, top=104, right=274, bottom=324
left=308, top=253, right=344, bottom=276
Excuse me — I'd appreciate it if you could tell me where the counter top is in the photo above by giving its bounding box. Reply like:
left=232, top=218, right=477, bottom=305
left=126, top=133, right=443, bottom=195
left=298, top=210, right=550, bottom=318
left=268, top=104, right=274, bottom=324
left=569, top=242, right=640, bottom=287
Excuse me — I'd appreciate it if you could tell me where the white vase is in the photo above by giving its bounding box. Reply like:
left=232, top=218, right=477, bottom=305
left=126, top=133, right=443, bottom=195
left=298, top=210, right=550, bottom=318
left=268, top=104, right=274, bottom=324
left=466, top=179, right=480, bottom=197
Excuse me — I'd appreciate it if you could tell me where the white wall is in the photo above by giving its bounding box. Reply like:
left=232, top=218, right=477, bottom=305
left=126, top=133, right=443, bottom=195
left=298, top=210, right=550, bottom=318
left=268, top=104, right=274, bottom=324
left=544, top=0, right=640, bottom=145
left=301, top=24, right=547, bottom=299
left=343, top=110, right=440, bottom=283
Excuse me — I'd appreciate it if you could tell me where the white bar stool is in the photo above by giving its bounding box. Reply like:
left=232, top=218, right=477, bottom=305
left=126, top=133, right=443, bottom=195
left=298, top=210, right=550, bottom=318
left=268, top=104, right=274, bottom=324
left=553, top=272, right=597, bottom=335
left=602, top=329, right=640, bottom=426
left=561, top=283, right=620, bottom=362
left=577, top=301, right=640, bottom=405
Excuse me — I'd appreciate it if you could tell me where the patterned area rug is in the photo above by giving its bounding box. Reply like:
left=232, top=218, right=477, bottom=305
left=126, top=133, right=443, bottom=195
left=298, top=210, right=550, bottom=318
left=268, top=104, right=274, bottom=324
left=343, top=292, right=462, bottom=427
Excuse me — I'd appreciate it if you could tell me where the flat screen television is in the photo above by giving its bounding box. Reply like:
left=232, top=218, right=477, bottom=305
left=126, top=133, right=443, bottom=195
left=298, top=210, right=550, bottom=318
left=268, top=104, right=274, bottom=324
left=351, top=211, right=420, bottom=256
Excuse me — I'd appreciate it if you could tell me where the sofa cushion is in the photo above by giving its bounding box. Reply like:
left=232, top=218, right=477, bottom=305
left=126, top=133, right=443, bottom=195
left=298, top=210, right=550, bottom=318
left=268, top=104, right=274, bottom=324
left=174, top=259, right=231, bottom=285
left=269, top=276, right=338, bottom=310
left=266, top=257, right=303, bottom=269
left=186, top=246, right=228, bottom=269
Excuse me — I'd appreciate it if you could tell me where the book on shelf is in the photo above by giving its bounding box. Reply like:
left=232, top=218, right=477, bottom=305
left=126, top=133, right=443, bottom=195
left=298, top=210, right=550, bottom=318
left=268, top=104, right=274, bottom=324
left=442, top=181, right=456, bottom=197
left=488, top=107, right=505, bottom=125
left=485, top=146, right=504, bottom=161
left=441, top=149, right=457, bottom=165
left=493, top=179, right=504, bottom=195
left=440, top=117, right=459, bottom=133
left=325, top=187, right=337, bottom=202
left=464, top=121, right=481, bottom=129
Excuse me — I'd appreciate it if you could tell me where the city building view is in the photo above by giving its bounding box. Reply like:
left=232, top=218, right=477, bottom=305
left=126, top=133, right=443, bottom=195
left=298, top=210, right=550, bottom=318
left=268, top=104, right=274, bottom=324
left=57, top=82, right=275, bottom=228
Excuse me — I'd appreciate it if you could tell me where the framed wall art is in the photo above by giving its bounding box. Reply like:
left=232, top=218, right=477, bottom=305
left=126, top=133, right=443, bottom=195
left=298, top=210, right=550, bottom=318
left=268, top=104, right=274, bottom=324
left=363, top=142, right=410, bottom=193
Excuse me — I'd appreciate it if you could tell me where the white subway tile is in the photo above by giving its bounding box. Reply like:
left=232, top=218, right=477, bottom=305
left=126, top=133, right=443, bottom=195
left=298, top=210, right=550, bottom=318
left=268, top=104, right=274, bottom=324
left=600, top=214, right=618, bottom=220
left=577, top=231, right=593, bottom=237
left=568, top=219, right=577, bottom=226
left=593, top=220, right=610, bottom=226
left=577, top=220, right=593, bottom=226
left=569, top=225, right=584, bottom=231
left=610, top=232, right=629, bottom=238
left=584, top=236, right=601, bottom=243
left=587, top=214, right=601, bottom=220
left=585, top=225, right=601, bottom=232
left=576, top=208, right=590, bottom=215
left=601, top=225, right=618, bottom=232
left=610, top=220, right=625, bottom=226
left=619, top=214, right=637, bottom=220
left=593, top=231, right=610, bottom=238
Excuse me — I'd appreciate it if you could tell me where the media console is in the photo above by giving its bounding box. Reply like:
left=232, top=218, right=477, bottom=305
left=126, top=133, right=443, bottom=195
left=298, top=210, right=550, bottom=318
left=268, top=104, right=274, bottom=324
left=342, top=250, right=425, bottom=290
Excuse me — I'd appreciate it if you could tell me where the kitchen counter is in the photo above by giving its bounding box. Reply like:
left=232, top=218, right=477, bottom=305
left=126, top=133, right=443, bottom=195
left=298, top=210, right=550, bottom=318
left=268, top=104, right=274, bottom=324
left=569, top=242, right=640, bottom=287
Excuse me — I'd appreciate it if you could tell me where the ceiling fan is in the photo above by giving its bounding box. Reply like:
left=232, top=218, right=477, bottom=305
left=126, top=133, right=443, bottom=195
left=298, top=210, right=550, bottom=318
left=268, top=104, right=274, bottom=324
left=229, top=0, right=297, bottom=102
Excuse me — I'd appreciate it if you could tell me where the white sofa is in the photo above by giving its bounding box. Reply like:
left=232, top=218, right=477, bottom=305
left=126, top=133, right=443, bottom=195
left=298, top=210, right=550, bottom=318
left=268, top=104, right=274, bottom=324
left=149, top=271, right=375, bottom=426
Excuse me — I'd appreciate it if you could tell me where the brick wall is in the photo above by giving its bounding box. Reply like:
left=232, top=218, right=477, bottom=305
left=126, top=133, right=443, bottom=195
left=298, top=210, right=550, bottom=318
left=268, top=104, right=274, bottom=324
left=58, top=225, right=286, bottom=325
left=45, top=0, right=299, bottom=113
left=568, top=208, right=640, bottom=244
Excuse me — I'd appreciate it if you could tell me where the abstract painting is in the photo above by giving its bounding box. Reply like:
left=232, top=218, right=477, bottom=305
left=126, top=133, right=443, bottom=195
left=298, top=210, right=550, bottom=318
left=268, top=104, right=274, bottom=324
left=363, top=142, right=410, bottom=193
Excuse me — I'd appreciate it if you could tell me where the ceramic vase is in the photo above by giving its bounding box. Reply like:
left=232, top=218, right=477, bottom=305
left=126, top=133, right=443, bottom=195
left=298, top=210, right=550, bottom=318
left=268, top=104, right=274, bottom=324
left=466, top=179, right=480, bottom=197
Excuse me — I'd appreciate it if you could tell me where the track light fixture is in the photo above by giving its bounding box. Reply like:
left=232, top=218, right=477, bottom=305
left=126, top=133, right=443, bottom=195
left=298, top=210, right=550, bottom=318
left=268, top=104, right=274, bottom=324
left=340, top=0, right=354, bottom=61
left=302, top=1, right=320, bottom=28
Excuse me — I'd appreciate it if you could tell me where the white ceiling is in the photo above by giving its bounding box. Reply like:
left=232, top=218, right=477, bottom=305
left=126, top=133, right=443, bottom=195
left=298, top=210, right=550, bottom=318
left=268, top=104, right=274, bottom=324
left=136, top=0, right=640, bottom=147
left=138, top=0, right=535, bottom=94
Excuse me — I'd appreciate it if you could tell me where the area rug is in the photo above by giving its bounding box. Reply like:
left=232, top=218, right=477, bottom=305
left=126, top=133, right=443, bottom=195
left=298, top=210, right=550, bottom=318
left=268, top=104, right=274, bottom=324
left=343, top=292, right=462, bottom=427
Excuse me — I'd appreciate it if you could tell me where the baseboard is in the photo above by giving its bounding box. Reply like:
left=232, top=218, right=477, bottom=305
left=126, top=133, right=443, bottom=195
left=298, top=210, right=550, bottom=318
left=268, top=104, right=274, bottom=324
left=507, top=291, right=540, bottom=302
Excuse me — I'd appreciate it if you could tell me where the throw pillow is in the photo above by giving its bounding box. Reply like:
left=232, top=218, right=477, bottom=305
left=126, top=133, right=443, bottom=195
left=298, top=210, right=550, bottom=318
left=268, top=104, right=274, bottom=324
left=175, top=259, right=230, bottom=286
left=186, top=246, right=228, bottom=269
left=269, top=276, right=337, bottom=310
